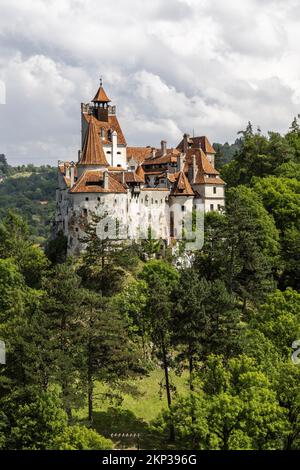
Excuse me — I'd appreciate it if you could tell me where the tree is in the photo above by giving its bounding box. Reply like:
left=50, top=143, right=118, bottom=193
left=45, top=230, right=67, bottom=264
left=0, top=210, right=49, bottom=287
left=41, top=263, right=86, bottom=418
left=275, top=362, right=300, bottom=450
left=80, top=289, right=143, bottom=422
left=159, top=355, right=286, bottom=449
left=172, top=270, right=241, bottom=389
left=253, top=176, right=300, bottom=289
left=0, top=154, right=10, bottom=176
left=78, top=213, right=129, bottom=295
left=1, top=388, right=67, bottom=450
left=140, top=260, right=179, bottom=441
left=251, top=288, right=300, bottom=359
left=0, top=387, right=112, bottom=450
left=195, top=187, right=279, bottom=311
left=221, top=124, right=295, bottom=187
left=53, top=425, right=113, bottom=450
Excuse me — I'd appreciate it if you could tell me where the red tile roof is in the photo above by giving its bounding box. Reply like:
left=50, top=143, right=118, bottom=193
left=184, top=149, right=219, bottom=177
left=195, top=175, right=225, bottom=185
left=170, top=171, right=195, bottom=196
left=177, top=135, right=216, bottom=154
left=142, top=149, right=180, bottom=166
left=83, top=113, right=127, bottom=146
left=70, top=170, right=127, bottom=194
left=127, top=147, right=153, bottom=164
left=80, top=117, right=109, bottom=167
left=135, top=165, right=145, bottom=182
left=92, top=85, right=111, bottom=103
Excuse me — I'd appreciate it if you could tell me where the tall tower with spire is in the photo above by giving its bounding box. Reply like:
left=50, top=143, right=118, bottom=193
left=80, top=80, right=127, bottom=168
left=92, top=78, right=111, bottom=122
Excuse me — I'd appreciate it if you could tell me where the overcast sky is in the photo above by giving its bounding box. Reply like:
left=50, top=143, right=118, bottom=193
left=1, top=0, right=300, bottom=165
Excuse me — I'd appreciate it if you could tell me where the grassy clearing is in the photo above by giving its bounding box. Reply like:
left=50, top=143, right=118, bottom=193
left=77, top=368, right=189, bottom=449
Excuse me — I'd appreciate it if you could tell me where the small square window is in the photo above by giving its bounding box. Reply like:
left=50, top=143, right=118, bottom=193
left=85, top=197, right=89, bottom=201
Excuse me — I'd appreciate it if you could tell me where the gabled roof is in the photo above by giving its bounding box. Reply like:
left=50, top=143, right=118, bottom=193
left=83, top=114, right=127, bottom=146
left=184, top=149, right=219, bottom=177
left=127, top=147, right=153, bottom=164
left=135, top=165, right=145, bottom=182
left=177, top=135, right=216, bottom=154
left=143, top=149, right=180, bottom=166
left=92, top=85, right=111, bottom=103
left=195, top=175, right=225, bottom=185
left=111, top=171, right=144, bottom=185
left=69, top=170, right=127, bottom=194
left=80, top=117, right=109, bottom=166
left=170, top=171, right=194, bottom=196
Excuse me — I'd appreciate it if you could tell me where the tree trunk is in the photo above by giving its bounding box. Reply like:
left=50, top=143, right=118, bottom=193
left=188, top=344, right=194, bottom=392
left=160, top=330, right=175, bottom=442
left=88, top=336, right=94, bottom=423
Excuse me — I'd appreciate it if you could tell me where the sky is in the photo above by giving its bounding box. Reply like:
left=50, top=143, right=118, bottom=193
left=1, top=0, right=300, bottom=165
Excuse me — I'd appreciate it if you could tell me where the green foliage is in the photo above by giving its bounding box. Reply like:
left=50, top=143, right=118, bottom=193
left=1, top=388, right=67, bottom=450
left=0, top=167, right=56, bottom=243
left=54, top=425, right=113, bottom=450
left=251, top=288, right=300, bottom=359
left=159, top=355, right=286, bottom=450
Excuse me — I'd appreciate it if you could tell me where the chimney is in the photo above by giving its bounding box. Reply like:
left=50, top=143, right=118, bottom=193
left=161, top=140, right=167, bottom=156
left=70, top=163, right=75, bottom=187
left=192, top=155, right=197, bottom=183
left=65, top=163, right=70, bottom=179
left=103, top=171, right=109, bottom=190
left=152, top=148, right=156, bottom=159
left=112, top=130, right=118, bottom=166
left=177, top=153, right=184, bottom=172
left=78, top=150, right=82, bottom=162
left=121, top=171, right=125, bottom=184
left=183, top=133, right=190, bottom=154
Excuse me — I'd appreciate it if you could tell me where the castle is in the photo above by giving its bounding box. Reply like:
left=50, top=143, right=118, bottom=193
left=54, top=81, right=225, bottom=254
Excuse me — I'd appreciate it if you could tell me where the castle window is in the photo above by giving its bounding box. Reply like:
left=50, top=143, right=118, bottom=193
left=117, top=152, right=121, bottom=155
left=213, top=187, right=217, bottom=194
left=83, top=208, right=88, bottom=217
left=97, top=197, right=101, bottom=202
left=75, top=227, right=79, bottom=232
left=85, top=197, right=89, bottom=201
left=181, top=205, right=186, bottom=212
left=210, top=204, right=214, bottom=211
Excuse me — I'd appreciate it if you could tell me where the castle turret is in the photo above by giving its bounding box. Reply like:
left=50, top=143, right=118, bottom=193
left=92, top=79, right=111, bottom=122
left=77, top=116, right=109, bottom=177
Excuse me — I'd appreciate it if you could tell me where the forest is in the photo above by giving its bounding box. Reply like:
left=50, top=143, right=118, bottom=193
left=0, top=118, right=300, bottom=450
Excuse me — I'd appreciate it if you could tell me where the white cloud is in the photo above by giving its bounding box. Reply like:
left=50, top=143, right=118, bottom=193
left=0, top=0, right=299, bottom=164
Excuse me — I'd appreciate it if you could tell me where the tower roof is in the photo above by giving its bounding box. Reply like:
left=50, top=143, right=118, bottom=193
left=171, top=171, right=194, bottom=196
left=92, top=82, right=111, bottom=103
left=80, top=117, right=109, bottom=167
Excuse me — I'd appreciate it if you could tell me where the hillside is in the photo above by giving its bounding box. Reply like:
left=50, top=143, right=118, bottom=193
left=0, top=166, right=57, bottom=244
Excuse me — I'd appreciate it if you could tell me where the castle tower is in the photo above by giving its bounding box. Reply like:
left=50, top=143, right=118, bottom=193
left=92, top=78, right=111, bottom=122
left=77, top=116, right=109, bottom=178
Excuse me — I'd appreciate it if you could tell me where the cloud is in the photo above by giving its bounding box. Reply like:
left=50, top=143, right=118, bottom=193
left=0, top=0, right=299, bottom=164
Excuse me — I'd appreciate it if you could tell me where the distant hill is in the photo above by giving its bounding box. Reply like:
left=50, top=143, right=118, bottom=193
left=0, top=166, right=57, bottom=244
left=213, top=139, right=242, bottom=168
